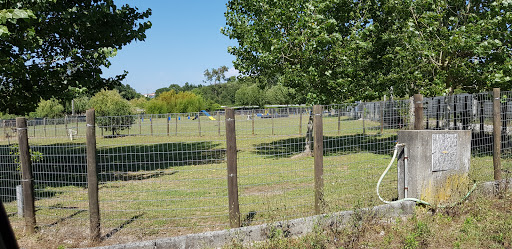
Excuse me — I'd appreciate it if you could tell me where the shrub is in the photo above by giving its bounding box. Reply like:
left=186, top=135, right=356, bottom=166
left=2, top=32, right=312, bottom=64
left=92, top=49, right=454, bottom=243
left=32, top=98, right=65, bottom=118
left=88, top=89, right=134, bottom=135
left=145, top=90, right=206, bottom=114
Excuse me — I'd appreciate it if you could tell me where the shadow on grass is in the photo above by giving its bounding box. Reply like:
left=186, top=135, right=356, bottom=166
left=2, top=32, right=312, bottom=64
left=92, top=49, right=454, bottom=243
left=254, top=134, right=398, bottom=158
left=101, top=213, right=145, bottom=241
left=255, top=131, right=512, bottom=159
left=0, top=141, right=225, bottom=202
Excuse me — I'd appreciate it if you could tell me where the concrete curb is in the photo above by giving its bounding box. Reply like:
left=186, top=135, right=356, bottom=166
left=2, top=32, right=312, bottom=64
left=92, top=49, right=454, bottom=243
left=83, top=201, right=415, bottom=249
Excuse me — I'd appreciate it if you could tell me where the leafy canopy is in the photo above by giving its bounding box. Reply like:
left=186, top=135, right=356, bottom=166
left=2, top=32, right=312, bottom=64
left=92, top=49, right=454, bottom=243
left=1, top=1, right=151, bottom=114
left=223, top=0, right=512, bottom=101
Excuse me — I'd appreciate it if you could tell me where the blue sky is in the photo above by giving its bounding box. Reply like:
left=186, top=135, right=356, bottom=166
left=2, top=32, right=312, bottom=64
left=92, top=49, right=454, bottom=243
left=102, top=1, right=238, bottom=94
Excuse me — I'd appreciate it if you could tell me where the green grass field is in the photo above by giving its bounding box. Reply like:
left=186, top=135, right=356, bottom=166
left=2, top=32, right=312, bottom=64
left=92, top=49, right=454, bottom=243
left=0, top=113, right=508, bottom=248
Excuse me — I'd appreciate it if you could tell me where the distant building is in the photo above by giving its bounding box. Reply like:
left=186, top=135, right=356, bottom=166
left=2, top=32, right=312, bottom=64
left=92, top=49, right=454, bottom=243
left=143, top=93, right=156, bottom=98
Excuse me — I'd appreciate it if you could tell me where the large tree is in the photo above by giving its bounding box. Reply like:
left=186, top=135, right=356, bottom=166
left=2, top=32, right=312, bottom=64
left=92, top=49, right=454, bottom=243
left=222, top=0, right=362, bottom=104
left=223, top=0, right=512, bottom=101
left=0, top=1, right=151, bottom=114
left=365, top=0, right=512, bottom=97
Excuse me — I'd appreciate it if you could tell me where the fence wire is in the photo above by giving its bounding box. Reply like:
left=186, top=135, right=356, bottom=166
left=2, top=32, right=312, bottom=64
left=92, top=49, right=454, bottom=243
left=0, top=91, right=509, bottom=246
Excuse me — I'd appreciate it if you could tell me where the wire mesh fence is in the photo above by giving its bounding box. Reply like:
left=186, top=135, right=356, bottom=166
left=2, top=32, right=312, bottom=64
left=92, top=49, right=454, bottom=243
left=0, top=90, right=510, bottom=246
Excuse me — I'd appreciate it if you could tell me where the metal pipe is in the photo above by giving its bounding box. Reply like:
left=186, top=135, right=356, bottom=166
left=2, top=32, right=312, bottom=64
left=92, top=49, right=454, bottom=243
left=404, top=145, right=408, bottom=198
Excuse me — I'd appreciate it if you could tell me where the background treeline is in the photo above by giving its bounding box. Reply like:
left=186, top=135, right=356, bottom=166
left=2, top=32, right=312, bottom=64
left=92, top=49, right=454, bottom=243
left=0, top=73, right=304, bottom=119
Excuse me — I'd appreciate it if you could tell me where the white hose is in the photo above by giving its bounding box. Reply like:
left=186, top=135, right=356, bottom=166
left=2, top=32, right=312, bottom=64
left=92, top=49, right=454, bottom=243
left=377, top=143, right=478, bottom=207
left=376, top=143, right=431, bottom=206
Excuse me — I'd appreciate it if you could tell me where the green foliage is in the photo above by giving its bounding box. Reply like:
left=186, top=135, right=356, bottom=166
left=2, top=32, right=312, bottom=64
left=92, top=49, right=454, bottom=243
left=265, top=84, right=296, bottom=105
left=88, top=89, right=134, bottom=135
left=33, top=98, right=65, bottom=118
left=223, top=0, right=512, bottom=102
left=235, top=84, right=264, bottom=107
left=70, top=96, right=90, bottom=115
left=129, top=97, right=148, bottom=109
left=204, top=65, right=229, bottom=85
left=193, top=81, right=240, bottom=106
left=145, top=90, right=206, bottom=114
left=0, top=1, right=151, bottom=115
left=0, top=9, right=35, bottom=36
left=0, top=112, right=16, bottom=120
left=115, top=84, right=142, bottom=100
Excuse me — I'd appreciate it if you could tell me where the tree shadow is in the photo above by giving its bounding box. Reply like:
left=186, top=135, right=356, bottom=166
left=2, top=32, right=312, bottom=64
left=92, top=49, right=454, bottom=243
left=254, top=131, right=511, bottom=159
left=0, top=141, right=225, bottom=202
left=254, top=134, right=398, bottom=158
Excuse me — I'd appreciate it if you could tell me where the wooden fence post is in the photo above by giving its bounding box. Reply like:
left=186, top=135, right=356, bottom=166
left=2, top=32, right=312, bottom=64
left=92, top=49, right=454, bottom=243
left=493, top=88, right=502, bottom=181
left=16, top=117, right=36, bottom=234
left=414, top=94, right=423, bottom=130
left=362, top=102, right=366, bottom=134
left=86, top=109, right=101, bottom=242
left=225, top=108, right=240, bottom=228
left=198, top=112, right=201, bottom=137
left=313, top=105, right=324, bottom=215
left=167, top=115, right=170, bottom=136
left=139, top=115, right=142, bottom=135
left=150, top=115, right=153, bottom=136
left=175, top=115, right=178, bottom=136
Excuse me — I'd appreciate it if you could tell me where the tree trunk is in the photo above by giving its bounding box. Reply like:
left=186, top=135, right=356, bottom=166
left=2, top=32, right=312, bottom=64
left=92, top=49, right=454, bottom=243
left=292, top=112, right=314, bottom=159
left=303, top=112, right=314, bottom=155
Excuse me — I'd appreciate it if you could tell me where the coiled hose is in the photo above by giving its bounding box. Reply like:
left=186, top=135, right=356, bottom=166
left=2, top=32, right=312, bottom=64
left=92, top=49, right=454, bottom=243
left=376, top=143, right=477, bottom=208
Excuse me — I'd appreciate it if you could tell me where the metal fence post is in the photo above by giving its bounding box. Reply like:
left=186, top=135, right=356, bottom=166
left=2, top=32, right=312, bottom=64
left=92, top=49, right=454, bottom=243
left=17, top=117, right=36, bottom=234
left=493, top=88, right=502, bottom=181
left=414, top=94, right=423, bottom=130
left=313, top=105, right=324, bottom=215
left=225, top=108, right=240, bottom=228
left=381, top=96, right=386, bottom=133
left=86, top=109, right=101, bottom=242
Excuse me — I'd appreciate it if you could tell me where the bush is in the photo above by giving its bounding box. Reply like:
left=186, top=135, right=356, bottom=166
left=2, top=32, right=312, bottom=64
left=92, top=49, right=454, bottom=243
left=88, top=89, right=134, bottom=135
left=33, top=98, right=65, bottom=118
left=145, top=90, right=206, bottom=114
left=235, top=84, right=264, bottom=107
